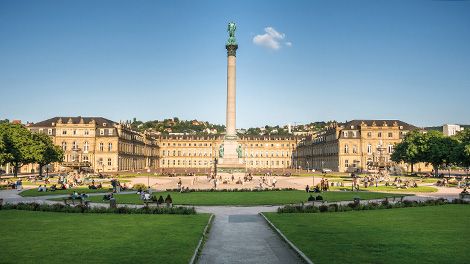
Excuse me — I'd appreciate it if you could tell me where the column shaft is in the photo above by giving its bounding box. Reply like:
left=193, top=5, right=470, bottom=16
left=226, top=55, right=236, bottom=137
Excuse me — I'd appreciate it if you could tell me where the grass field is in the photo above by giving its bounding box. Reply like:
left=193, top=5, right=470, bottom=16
left=83, top=190, right=405, bottom=205
left=330, top=185, right=438, bottom=193
left=0, top=210, right=210, bottom=264
left=20, top=187, right=113, bottom=197
left=265, top=205, right=470, bottom=264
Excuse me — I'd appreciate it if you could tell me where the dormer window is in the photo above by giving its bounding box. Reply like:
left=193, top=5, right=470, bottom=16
left=100, top=129, right=104, bottom=135
left=103, top=123, right=107, bottom=127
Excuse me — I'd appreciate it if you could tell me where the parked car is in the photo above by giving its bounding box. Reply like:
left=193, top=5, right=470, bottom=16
left=322, top=168, right=332, bottom=173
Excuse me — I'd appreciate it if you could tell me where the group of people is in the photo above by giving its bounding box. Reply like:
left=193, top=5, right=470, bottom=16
left=0, top=179, right=23, bottom=191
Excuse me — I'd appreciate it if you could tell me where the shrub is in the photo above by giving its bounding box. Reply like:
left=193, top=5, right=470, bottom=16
left=307, top=195, right=315, bottom=201
left=319, top=205, right=328, bottom=212
left=133, top=183, right=147, bottom=191
left=1, top=202, right=196, bottom=215
left=316, top=195, right=323, bottom=201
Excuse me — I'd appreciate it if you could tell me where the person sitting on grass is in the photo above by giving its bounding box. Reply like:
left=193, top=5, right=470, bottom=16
left=89, top=183, right=97, bottom=190
left=37, top=185, right=44, bottom=192
left=461, top=188, right=469, bottom=194
left=165, top=194, right=173, bottom=207
left=50, top=184, right=57, bottom=192
left=103, top=193, right=113, bottom=201
left=70, top=191, right=79, bottom=199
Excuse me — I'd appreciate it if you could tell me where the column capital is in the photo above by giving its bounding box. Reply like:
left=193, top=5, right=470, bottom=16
left=226, top=44, right=238, bottom=57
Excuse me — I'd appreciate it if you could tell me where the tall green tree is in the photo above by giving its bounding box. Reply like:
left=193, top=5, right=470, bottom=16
left=32, top=132, right=64, bottom=177
left=391, top=130, right=423, bottom=173
left=0, top=123, right=37, bottom=176
left=421, top=131, right=458, bottom=177
left=452, top=129, right=470, bottom=168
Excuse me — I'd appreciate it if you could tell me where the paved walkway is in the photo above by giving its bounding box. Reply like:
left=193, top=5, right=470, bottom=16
left=195, top=206, right=304, bottom=264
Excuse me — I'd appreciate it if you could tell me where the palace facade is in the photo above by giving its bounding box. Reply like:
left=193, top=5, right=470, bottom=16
left=27, top=117, right=159, bottom=173
left=23, top=116, right=298, bottom=173
left=293, top=120, right=428, bottom=173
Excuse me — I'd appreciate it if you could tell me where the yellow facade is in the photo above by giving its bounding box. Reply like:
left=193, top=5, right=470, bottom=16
left=23, top=117, right=298, bottom=173
left=294, top=120, right=429, bottom=173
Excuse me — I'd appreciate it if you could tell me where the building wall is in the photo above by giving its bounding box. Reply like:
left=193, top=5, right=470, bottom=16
left=294, top=120, right=431, bottom=173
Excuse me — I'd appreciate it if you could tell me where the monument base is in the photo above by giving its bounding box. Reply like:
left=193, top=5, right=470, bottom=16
left=217, top=138, right=245, bottom=176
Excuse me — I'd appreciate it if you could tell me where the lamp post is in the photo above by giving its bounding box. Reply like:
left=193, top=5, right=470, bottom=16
left=147, top=167, right=151, bottom=189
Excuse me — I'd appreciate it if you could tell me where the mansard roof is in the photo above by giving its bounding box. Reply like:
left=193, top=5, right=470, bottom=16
left=342, top=120, right=419, bottom=130
left=29, top=116, right=117, bottom=128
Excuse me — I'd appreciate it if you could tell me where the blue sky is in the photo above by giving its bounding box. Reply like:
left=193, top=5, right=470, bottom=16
left=0, top=0, right=469, bottom=128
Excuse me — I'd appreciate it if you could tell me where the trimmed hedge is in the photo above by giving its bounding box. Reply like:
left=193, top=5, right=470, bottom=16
left=0, top=202, right=196, bottom=215
left=277, top=198, right=469, bottom=214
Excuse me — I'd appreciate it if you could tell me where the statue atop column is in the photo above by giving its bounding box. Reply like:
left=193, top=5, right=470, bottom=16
left=227, top=22, right=237, bottom=45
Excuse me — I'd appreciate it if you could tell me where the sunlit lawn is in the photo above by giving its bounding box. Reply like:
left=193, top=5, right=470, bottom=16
left=265, top=205, right=470, bottom=264
left=0, top=210, right=210, bottom=264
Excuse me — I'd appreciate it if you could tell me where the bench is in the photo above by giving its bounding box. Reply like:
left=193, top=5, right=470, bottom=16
left=63, top=197, right=90, bottom=207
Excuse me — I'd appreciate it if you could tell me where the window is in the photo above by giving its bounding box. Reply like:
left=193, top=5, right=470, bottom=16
left=84, top=130, right=89, bottom=135
left=72, top=141, right=78, bottom=150
left=367, top=132, right=372, bottom=138
left=108, top=143, right=112, bottom=151
left=62, top=142, right=67, bottom=151
left=39, top=129, right=44, bottom=133
left=378, top=132, right=382, bottom=138
left=73, top=130, right=77, bottom=135
left=100, top=129, right=104, bottom=135
left=83, top=156, right=88, bottom=162
left=367, top=144, right=372, bottom=154
left=352, top=145, right=358, bottom=154
left=84, top=142, right=89, bottom=152
left=108, top=129, right=113, bottom=135
left=98, top=158, right=103, bottom=165
left=345, top=159, right=349, bottom=167
left=62, top=130, right=67, bottom=135
left=99, top=142, right=104, bottom=151
left=344, top=144, right=349, bottom=154
left=343, top=131, right=348, bottom=137
left=388, top=145, right=393, bottom=153
left=388, top=132, right=393, bottom=138
left=48, top=129, right=53, bottom=135
left=107, top=158, right=112, bottom=166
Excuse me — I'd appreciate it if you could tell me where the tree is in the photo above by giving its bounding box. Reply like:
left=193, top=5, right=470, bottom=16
left=391, top=130, right=423, bottom=173
left=421, top=131, right=458, bottom=177
left=452, top=129, right=470, bottom=169
left=32, top=132, right=64, bottom=177
left=0, top=123, right=37, bottom=176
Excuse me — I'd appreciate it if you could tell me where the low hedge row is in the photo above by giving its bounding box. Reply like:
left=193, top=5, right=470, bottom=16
left=0, top=202, right=196, bottom=215
left=164, top=188, right=296, bottom=192
left=277, top=198, right=469, bottom=214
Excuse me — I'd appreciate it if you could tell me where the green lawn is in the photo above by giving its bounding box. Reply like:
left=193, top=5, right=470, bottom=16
left=84, top=190, right=405, bottom=206
left=20, top=187, right=113, bottom=197
left=265, top=205, right=470, bottom=264
left=0, top=210, right=210, bottom=264
left=330, top=185, right=438, bottom=193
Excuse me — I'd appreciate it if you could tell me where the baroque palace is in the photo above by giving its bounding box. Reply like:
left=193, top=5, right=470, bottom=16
left=25, top=116, right=298, bottom=173
left=18, top=117, right=427, bottom=174
left=293, top=120, right=428, bottom=173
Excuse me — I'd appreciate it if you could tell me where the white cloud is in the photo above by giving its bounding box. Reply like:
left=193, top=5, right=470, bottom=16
left=253, top=27, right=290, bottom=50
left=285, top=42, right=292, bottom=47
